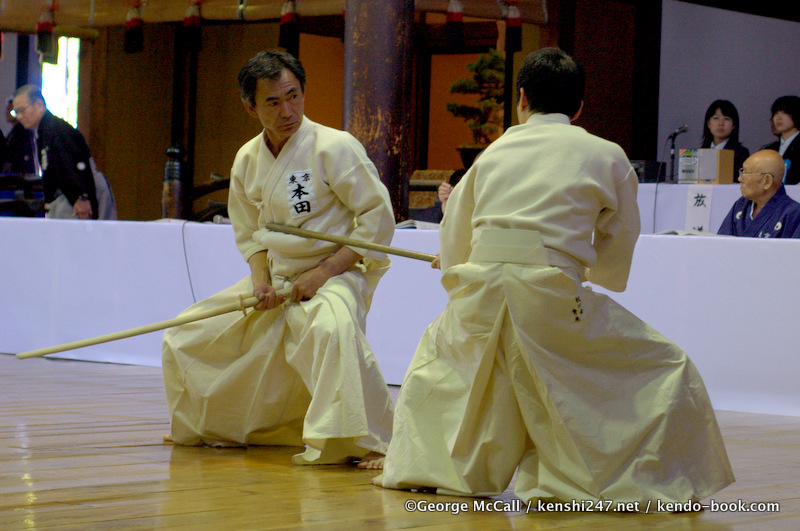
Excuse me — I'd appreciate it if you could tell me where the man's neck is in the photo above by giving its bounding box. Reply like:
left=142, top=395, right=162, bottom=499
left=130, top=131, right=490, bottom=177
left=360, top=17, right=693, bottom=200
left=264, top=133, right=288, bottom=158
left=753, top=191, right=777, bottom=218
left=31, top=108, right=47, bottom=131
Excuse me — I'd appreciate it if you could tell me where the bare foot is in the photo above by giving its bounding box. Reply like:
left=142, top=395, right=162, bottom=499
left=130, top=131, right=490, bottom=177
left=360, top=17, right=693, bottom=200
left=371, top=473, right=384, bottom=486
left=356, top=451, right=385, bottom=470
left=163, top=433, right=173, bottom=443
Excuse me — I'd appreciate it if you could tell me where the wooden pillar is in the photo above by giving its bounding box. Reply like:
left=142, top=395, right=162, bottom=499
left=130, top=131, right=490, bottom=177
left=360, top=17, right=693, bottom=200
left=16, top=34, right=31, bottom=87
left=343, top=0, right=414, bottom=222
left=630, top=1, right=662, bottom=161
left=168, top=24, right=199, bottom=220
left=503, top=48, right=515, bottom=131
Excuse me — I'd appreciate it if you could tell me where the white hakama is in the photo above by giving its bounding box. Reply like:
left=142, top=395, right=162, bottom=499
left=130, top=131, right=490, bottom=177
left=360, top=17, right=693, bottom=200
left=163, top=117, right=396, bottom=464
left=382, top=230, right=733, bottom=504
left=380, top=113, right=734, bottom=506
left=163, top=270, right=393, bottom=463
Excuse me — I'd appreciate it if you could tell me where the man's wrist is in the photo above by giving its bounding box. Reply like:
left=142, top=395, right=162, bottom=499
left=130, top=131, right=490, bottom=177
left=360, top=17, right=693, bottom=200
left=79, top=193, right=90, bottom=202
left=251, top=275, right=271, bottom=287
left=317, top=259, right=341, bottom=277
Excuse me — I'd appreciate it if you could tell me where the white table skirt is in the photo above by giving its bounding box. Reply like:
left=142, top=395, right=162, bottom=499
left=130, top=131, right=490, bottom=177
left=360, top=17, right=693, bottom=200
left=3, top=217, right=800, bottom=417
left=0, top=218, right=442, bottom=373
left=638, top=183, right=800, bottom=234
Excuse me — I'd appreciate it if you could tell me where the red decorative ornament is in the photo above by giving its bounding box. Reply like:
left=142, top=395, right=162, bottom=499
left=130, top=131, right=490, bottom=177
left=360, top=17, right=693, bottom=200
left=280, top=0, right=297, bottom=26
left=502, top=0, right=522, bottom=53
left=183, top=0, right=203, bottom=50
left=278, top=0, right=299, bottom=58
left=446, top=0, right=463, bottom=48
left=124, top=2, right=144, bottom=53
left=35, top=1, right=58, bottom=60
left=183, top=0, right=202, bottom=27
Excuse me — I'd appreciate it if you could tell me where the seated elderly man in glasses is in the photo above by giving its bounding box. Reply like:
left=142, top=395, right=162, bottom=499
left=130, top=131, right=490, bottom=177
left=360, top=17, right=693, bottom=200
left=718, top=149, right=800, bottom=237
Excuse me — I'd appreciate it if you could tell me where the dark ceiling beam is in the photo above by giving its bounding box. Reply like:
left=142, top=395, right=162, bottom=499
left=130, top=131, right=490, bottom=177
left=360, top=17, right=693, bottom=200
left=419, top=21, right=500, bottom=52
left=297, top=15, right=345, bottom=39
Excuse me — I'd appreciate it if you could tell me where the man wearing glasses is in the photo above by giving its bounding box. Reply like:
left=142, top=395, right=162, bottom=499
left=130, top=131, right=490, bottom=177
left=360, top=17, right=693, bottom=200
left=3, top=96, right=37, bottom=175
left=11, top=85, right=97, bottom=219
left=718, top=149, right=800, bottom=237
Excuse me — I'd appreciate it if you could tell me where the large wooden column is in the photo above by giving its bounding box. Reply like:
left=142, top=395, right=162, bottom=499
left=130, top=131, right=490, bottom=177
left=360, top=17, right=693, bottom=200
left=168, top=24, right=199, bottom=220
left=343, top=0, right=415, bottom=222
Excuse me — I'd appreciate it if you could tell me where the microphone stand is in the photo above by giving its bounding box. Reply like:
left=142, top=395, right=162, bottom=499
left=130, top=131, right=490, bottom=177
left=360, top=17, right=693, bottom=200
left=669, top=132, right=678, bottom=182
left=667, top=127, right=687, bottom=182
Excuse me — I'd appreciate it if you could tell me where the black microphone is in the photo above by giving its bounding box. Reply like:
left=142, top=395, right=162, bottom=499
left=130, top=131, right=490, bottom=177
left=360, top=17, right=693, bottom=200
left=668, top=124, right=689, bottom=139
left=666, top=125, right=689, bottom=183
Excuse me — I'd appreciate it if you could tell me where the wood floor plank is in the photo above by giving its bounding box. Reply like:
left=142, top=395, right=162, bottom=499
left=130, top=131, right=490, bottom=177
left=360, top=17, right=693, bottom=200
left=2, top=353, right=800, bottom=530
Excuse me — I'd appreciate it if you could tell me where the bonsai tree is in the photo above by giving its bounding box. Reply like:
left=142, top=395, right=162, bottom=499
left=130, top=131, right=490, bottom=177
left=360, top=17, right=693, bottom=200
left=446, top=49, right=505, bottom=148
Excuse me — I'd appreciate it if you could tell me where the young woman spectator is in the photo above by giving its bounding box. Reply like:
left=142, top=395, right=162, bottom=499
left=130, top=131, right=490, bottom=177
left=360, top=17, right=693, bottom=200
left=700, top=99, right=750, bottom=178
left=762, top=95, right=800, bottom=185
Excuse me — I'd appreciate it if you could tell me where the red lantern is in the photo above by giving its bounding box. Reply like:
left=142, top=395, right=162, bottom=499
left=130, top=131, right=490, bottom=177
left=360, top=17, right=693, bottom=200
left=124, top=2, right=144, bottom=53
left=278, top=0, right=299, bottom=58
left=446, top=0, right=463, bottom=48
left=502, top=1, right=522, bottom=53
left=183, top=0, right=203, bottom=50
left=35, top=1, right=58, bottom=61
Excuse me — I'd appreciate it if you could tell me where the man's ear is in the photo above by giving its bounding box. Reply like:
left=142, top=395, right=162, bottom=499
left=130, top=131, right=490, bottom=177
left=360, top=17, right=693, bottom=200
left=518, top=87, right=529, bottom=111
left=763, top=173, right=775, bottom=191
left=570, top=101, right=584, bottom=122
left=517, top=88, right=530, bottom=123
left=243, top=100, right=258, bottom=119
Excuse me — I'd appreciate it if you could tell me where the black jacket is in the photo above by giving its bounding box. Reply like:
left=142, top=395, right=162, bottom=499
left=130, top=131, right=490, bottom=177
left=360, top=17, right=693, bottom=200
left=36, top=111, right=98, bottom=218
left=2, top=122, right=37, bottom=175
left=762, top=136, right=800, bottom=185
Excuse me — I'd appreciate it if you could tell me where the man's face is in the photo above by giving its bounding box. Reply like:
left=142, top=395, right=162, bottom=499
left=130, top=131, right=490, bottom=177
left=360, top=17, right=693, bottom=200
left=11, top=94, right=44, bottom=130
left=738, top=160, right=767, bottom=201
left=244, top=69, right=305, bottom=150
left=772, top=111, right=796, bottom=136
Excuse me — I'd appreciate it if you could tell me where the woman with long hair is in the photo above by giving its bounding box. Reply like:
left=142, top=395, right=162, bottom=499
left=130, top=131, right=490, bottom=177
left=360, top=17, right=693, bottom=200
left=700, top=99, right=750, bottom=178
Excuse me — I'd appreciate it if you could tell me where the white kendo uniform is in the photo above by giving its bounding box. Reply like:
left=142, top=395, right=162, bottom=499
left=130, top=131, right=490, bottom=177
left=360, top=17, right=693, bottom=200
left=163, top=118, right=396, bottom=465
left=380, top=113, right=734, bottom=507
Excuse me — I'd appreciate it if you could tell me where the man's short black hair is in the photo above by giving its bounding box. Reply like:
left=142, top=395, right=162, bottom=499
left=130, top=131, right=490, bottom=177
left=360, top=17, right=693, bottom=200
left=771, top=95, right=800, bottom=123
left=238, top=50, right=306, bottom=107
left=515, top=47, right=584, bottom=117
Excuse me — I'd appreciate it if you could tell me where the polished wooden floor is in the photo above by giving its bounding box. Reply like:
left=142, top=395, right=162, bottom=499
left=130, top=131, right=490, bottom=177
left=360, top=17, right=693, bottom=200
left=1, top=353, right=798, bottom=530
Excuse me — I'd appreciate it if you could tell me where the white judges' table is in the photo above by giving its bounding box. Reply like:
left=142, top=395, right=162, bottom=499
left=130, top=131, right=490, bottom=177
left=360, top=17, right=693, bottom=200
left=2, top=218, right=800, bottom=417
left=638, top=183, right=800, bottom=234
